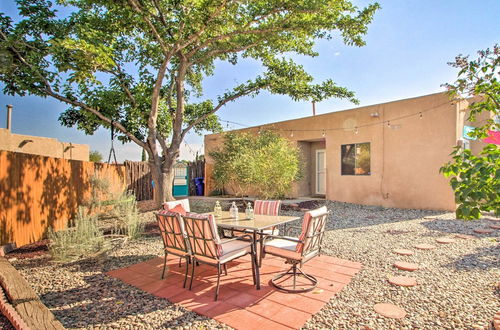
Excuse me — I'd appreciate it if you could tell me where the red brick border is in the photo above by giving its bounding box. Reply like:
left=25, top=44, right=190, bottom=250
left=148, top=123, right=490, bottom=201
left=0, top=286, right=30, bottom=330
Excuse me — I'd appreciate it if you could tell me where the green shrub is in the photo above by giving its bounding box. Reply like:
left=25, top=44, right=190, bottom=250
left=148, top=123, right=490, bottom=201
left=48, top=207, right=109, bottom=262
left=440, top=45, right=500, bottom=219
left=210, top=131, right=301, bottom=199
left=112, top=191, right=144, bottom=239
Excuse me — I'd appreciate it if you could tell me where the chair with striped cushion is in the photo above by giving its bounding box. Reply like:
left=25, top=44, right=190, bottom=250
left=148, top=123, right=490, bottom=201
left=262, top=206, right=329, bottom=293
left=183, top=213, right=259, bottom=301
left=155, top=210, right=191, bottom=288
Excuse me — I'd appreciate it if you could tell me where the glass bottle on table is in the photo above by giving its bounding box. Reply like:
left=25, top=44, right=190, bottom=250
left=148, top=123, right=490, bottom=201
left=245, top=202, right=254, bottom=219
left=230, top=201, right=239, bottom=219
left=214, top=201, right=222, bottom=218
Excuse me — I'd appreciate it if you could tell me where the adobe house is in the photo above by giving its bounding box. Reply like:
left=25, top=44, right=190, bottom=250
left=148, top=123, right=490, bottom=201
left=204, top=92, right=488, bottom=211
left=0, top=105, right=89, bottom=161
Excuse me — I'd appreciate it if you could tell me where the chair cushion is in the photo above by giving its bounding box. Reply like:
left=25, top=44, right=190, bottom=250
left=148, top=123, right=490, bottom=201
left=183, top=213, right=223, bottom=257
left=254, top=200, right=281, bottom=216
left=170, top=204, right=187, bottom=216
left=264, top=237, right=301, bottom=260
left=196, top=239, right=251, bottom=264
left=265, top=237, right=298, bottom=251
left=297, top=206, right=328, bottom=253
left=163, top=199, right=191, bottom=212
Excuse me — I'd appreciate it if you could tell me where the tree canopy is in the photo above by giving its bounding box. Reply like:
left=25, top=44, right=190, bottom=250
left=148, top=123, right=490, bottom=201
left=0, top=0, right=379, bottom=201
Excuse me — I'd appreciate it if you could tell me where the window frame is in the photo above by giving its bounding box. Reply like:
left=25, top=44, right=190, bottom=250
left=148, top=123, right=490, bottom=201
left=340, top=142, right=371, bottom=176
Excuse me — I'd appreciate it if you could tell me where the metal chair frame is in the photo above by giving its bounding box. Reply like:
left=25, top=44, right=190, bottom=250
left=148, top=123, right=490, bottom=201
left=155, top=212, right=191, bottom=288
left=262, top=210, right=329, bottom=293
left=183, top=214, right=259, bottom=301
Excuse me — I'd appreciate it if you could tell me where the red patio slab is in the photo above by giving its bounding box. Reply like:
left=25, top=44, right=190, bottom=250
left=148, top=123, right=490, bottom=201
left=106, top=254, right=362, bottom=329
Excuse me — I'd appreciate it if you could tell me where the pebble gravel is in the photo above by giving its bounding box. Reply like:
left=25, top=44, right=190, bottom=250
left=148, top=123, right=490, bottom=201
left=7, top=200, right=499, bottom=329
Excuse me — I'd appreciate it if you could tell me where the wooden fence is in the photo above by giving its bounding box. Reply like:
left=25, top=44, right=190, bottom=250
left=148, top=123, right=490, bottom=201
left=0, top=151, right=126, bottom=247
left=188, top=159, right=205, bottom=196
left=124, top=161, right=153, bottom=201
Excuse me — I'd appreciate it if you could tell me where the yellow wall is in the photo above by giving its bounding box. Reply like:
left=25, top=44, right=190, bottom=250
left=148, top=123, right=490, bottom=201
left=0, top=129, right=89, bottom=161
left=205, top=92, right=481, bottom=211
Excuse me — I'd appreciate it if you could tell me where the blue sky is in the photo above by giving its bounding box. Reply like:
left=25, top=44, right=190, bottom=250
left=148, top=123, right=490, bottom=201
left=1, top=0, right=499, bottom=161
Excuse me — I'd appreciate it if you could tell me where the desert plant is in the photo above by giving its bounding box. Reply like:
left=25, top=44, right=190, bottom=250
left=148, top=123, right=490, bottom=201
left=211, top=131, right=301, bottom=199
left=48, top=207, right=109, bottom=262
left=86, top=175, right=111, bottom=213
left=112, top=191, right=144, bottom=240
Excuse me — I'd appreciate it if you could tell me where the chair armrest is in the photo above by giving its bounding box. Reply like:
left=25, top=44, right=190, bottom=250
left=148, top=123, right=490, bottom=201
left=285, top=226, right=302, bottom=236
left=262, top=234, right=301, bottom=246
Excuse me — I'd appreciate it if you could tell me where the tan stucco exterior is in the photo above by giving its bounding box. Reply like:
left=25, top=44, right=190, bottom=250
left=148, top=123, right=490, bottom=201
left=205, top=92, right=485, bottom=211
left=0, top=128, right=89, bottom=161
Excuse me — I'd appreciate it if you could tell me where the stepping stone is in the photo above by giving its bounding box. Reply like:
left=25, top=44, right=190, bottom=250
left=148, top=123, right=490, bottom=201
left=414, top=243, right=436, bottom=250
left=473, top=228, right=493, bottom=234
left=393, top=249, right=414, bottom=256
left=490, top=225, right=500, bottom=230
left=374, top=303, right=407, bottom=319
left=388, top=276, right=417, bottom=287
left=455, top=234, right=476, bottom=240
left=393, top=261, right=420, bottom=271
left=436, top=237, right=455, bottom=244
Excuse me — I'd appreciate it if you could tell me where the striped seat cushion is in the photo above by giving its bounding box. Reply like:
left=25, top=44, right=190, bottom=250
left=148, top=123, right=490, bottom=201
left=254, top=200, right=281, bottom=216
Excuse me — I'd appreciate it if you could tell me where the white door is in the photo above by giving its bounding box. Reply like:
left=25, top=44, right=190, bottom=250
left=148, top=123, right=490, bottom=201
left=316, top=150, right=326, bottom=195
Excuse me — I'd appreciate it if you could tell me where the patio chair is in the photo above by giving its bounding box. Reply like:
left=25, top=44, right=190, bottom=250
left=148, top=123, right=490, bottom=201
left=262, top=206, right=329, bottom=293
left=162, top=198, right=190, bottom=212
left=183, top=213, right=258, bottom=301
left=155, top=211, right=191, bottom=288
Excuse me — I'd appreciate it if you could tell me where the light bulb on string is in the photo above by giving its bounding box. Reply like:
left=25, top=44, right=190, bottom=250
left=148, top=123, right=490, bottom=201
left=419, top=112, right=423, bottom=119
left=290, top=131, right=294, bottom=137
left=354, top=127, right=359, bottom=134
left=322, top=130, right=326, bottom=137
left=387, top=121, right=391, bottom=127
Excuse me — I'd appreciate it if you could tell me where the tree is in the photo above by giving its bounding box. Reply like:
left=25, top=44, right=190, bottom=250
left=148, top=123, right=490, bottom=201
left=211, top=130, right=301, bottom=199
left=440, top=45, right=499, bottom=220
left=89, top=150, right=103, bottom=162
left=0, top=0, right=379, bottom=204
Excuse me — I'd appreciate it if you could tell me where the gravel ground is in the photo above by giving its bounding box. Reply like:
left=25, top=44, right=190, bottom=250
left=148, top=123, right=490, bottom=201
left=6, top=200, right=499, bottom=329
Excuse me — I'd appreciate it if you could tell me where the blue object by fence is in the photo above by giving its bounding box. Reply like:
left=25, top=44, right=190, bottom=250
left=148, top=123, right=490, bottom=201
left=194, top=177, right=204, bottom=196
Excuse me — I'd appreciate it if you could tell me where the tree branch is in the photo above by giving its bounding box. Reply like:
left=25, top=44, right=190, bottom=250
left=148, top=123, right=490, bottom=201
left=1, top=30, right=148, bottom=150
left=127, top=0, right=172, bottom=56
left=181, top=83, right=268, bottom=138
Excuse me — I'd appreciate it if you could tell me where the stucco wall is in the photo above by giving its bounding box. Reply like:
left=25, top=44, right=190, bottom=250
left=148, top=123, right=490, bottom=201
left=0, top=129, right=89, bottom=161
left=205, top=92, right=473, bottom=211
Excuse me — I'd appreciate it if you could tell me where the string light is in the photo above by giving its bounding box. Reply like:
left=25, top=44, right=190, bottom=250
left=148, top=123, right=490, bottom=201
left=216, top=100, right=449, bottom=134
left=354, top=127, right=359, bottom=134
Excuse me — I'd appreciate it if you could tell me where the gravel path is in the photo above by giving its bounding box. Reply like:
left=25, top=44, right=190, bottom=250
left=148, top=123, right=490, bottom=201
left=7, top=200, right=499, bottom=329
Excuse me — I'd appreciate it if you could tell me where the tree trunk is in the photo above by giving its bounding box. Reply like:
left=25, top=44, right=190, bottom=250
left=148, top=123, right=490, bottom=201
left=149, top=151, right=179, bottom=207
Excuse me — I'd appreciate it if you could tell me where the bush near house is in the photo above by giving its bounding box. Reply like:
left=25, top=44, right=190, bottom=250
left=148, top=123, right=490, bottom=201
left=210, top=131, right=301, bottom=199
left=440, top=45, right=500, bottom=219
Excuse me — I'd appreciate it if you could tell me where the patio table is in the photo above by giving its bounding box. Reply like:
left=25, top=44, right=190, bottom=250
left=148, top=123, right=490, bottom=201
left=214, top=211, right=301, bottom=290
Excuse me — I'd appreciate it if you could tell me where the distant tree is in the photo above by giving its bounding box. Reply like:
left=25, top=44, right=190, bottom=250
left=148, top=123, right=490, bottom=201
left=89, top=150, right=103, bottom=162
left=0, top=0, right=379, bottom=204
left=440, top=45, right=499, bottom=220
left=211, top=131, right=301, bottom=199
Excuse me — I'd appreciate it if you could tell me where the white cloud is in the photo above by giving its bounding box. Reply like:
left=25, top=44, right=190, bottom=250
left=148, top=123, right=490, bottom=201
left=334, top=52, right=341, bottom=56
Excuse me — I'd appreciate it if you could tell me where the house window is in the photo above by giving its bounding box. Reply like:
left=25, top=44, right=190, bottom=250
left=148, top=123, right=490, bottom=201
left=341, top=143, right=370, bottom=175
